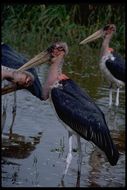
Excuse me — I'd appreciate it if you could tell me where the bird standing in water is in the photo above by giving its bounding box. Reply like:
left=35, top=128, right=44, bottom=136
left=80, top=24, right=125, bottom=106
left=11, top=42, right=119, bottom=178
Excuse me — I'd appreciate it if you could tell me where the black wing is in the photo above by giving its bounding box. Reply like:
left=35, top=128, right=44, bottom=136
left=105, top=52, right=125, bottom=83
left=2, top=43, right=42, bottom=99
left=51, top=79, right=119, bottom=165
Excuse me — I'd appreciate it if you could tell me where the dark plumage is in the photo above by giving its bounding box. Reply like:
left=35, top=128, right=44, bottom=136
left=2, top=43, right=42, bottom=99
left=105, top=52, right=125, bottom=83
left=80, top=24, right=125, bottom=106
left=13, top=42, right=119, bottom=177
left=51, top=79, right=119, bottom=166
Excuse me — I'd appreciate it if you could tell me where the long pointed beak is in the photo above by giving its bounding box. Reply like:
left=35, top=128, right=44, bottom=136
left=2, top=50, right=50, bottom=96
left=17, top=50, right=51, bottom=72
left=80, top=29, right=103, bottom=45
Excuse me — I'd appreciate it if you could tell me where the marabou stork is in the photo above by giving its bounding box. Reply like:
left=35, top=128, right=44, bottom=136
left=9, top=42, right=119, bottom=177
left=1, top=43, right=48, bottom=99
left=80, top=24, right=125, bottom=106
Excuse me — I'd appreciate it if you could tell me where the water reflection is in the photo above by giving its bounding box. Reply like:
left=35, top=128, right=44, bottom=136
left=88, top=147, right=106, bottom=187
left=88, top=143, right=125, bottom=187
left=1, top=48, right=125, bottom=187
left=1, top=91, right=17, bottom=132
left=2, top=131, right=43, bottom=186
left=2, top=132, right=43, bottom=159
left=1, top=84, right=125, bottom=187
left=59, top=170, right=81, bottom=187
left=57, top=83, right=125, bottom=187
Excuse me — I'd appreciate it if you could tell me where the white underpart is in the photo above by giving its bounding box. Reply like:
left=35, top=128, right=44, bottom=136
left=50, top=80, right=62, bottom=89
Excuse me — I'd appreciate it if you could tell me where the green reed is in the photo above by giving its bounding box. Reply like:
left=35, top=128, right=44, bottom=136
left=1, top=4, right=125, bottom=57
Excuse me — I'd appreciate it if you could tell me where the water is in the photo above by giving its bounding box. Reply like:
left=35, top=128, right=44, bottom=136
left=1, top=49, right=125, bottom=187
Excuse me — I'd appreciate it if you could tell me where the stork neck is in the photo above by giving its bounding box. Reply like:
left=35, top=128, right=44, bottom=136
left=43, top=58, right=64, bottom=100
left=48, top=58, right=64, bottom=81
left=100, top=34, right=112, bottom=58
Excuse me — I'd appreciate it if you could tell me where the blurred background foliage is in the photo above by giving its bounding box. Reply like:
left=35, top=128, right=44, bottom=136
left=1, top=4, right=125, bottom=58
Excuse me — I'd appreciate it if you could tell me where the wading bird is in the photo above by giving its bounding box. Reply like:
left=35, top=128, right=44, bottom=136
left=80, top=24, right=125, bottom=106
left=1, top=43, right=49, bottom=99
left=11, top=42, right=119, bottom=178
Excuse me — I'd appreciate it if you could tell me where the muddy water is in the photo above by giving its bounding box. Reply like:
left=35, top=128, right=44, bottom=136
left=1, top=49, right=125, bottom=187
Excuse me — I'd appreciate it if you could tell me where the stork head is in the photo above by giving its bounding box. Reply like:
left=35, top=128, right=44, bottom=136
left=80, top=24, right=116, bottom=45
left=103, top=24, right=116, bottom=37
left=47, top=42, right=69, bottom=64
left=47, top=42, right=69, bottom=57
left=17, top=42, right=68, bottom=71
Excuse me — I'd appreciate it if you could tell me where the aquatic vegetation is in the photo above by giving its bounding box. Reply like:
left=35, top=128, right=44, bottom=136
left=2, top=4, right=125, bottom=57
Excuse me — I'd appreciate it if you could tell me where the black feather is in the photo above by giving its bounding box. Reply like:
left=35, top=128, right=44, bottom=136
left=51, top=79, right=119, bottom=165
left=2, top=43, right=42, bottom=99
left=105, top=52, right=125, bottom=83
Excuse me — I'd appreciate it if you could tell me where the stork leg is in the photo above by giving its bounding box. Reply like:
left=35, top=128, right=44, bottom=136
left=76, top=135, right=82, bottom=187
left=109, top=84, right=113, bottom=106
left=115, top=87, right=120, bottom=106
left=62, top=131, right=73, bottom=179
left=77, top=135, right=82, bottom=174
